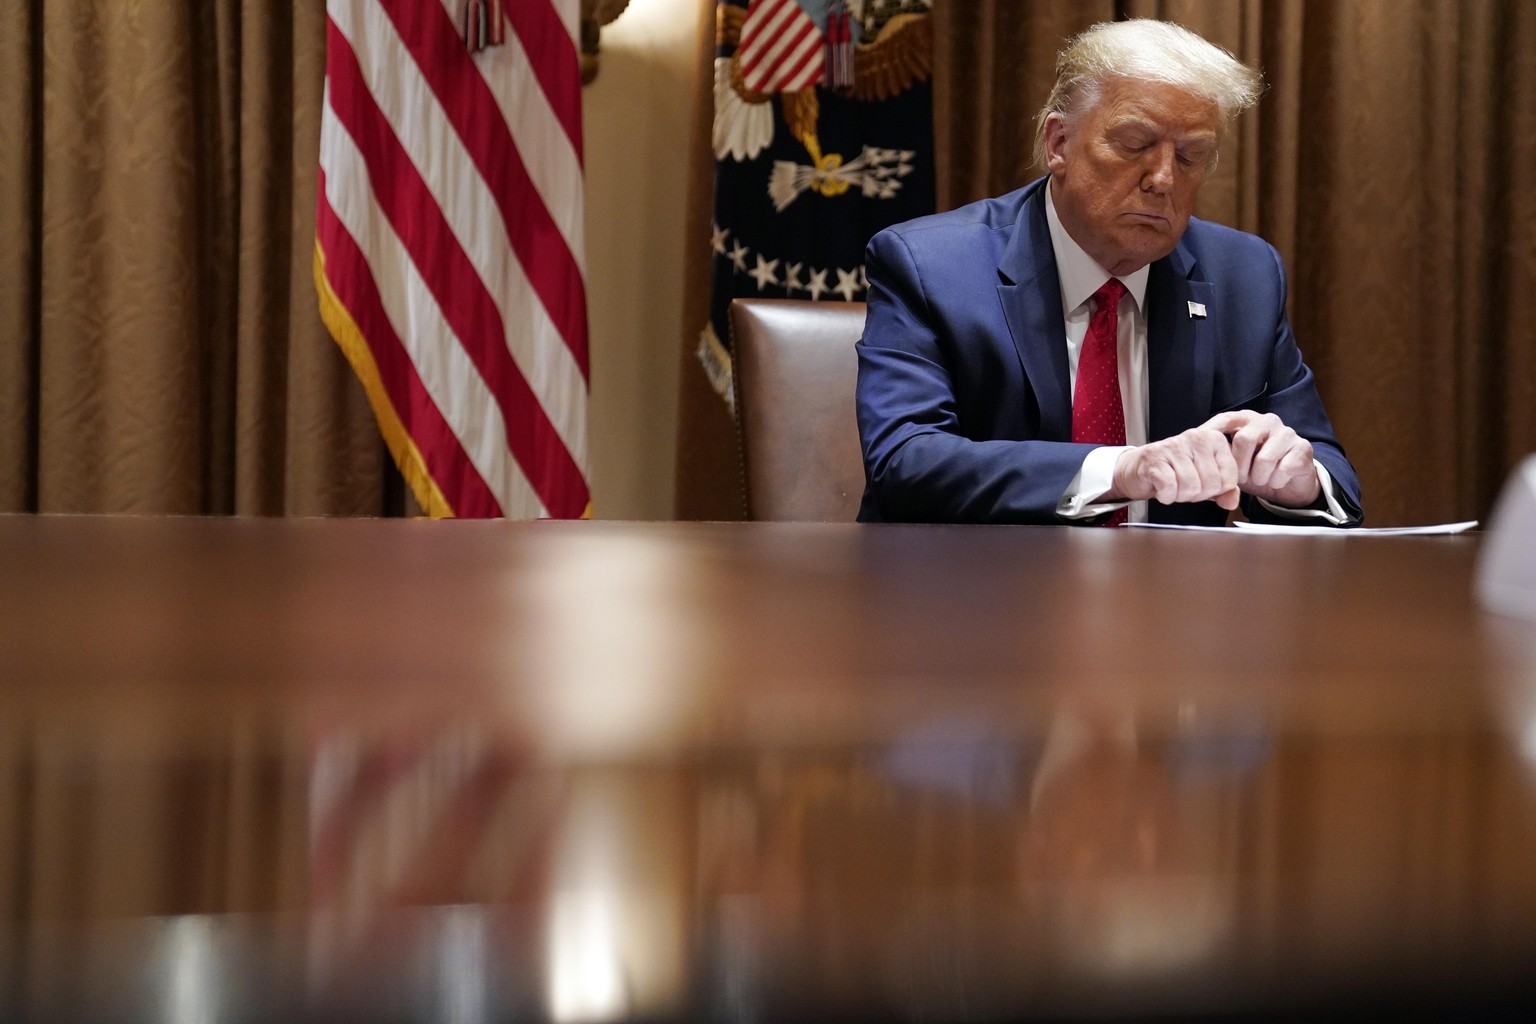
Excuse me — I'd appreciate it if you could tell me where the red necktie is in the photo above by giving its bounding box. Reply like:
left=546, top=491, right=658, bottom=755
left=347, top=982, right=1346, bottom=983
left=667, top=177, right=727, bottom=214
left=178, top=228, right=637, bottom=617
left=1072, top=278, right=1128, bottom=526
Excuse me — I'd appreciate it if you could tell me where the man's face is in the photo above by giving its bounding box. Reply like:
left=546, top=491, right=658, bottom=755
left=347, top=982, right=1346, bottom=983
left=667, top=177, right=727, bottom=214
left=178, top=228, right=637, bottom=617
left=1044, top=77, right=1221, bottom=276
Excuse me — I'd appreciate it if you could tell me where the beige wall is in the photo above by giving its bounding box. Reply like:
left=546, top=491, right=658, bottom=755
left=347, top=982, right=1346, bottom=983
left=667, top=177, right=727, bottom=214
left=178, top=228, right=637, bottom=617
left=583, top=0, right=702, bottom=520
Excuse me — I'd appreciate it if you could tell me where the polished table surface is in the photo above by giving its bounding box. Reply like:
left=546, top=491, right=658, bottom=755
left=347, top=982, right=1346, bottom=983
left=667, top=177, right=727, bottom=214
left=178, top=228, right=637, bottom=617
left=2, top=516, right=1536, bottom=1021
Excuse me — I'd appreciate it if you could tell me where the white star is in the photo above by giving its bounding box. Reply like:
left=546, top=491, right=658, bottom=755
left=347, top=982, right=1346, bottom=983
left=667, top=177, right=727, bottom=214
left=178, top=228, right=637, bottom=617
left=727, top=240, right=749, bottom=274
left=783, top=262, right=804, bottom=294
left=858, top=264, right=868, bottom=289
left=748, top=255, right=780, bottom=291
left=711, top=223, right=729, bottom=255
left=806, top=267, right=829, bottom=301
left=834, top=267, right=863, bottom=301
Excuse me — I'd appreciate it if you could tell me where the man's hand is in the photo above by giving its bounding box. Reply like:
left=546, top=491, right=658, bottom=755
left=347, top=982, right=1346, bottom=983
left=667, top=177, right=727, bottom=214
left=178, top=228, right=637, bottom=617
left=1108, top=427, right=1241, bottom=509
left=1106, top=412, right=1323, bottom=511
left=1201, top=410, right=1321, bottom=508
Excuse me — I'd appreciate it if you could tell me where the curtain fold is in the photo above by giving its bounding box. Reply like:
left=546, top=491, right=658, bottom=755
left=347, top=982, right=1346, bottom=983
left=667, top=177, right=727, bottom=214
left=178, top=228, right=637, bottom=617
left=0, top=0, right=395, bottom=515
left=0, top=0, right=41, bottom=510
left=935, top=0, right=1536, bottom=526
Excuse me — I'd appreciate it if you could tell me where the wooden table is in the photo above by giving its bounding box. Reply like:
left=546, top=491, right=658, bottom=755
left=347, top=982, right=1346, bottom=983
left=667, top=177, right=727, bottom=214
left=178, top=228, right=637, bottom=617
left=2, top=516, right=1535, bottom=1021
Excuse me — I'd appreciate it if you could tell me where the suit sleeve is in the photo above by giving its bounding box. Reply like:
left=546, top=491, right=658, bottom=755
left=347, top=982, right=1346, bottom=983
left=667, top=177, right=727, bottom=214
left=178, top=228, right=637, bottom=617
left=855, top=227, right=1102, bottom=524
left=1238, top=242, right=1364, bottom=526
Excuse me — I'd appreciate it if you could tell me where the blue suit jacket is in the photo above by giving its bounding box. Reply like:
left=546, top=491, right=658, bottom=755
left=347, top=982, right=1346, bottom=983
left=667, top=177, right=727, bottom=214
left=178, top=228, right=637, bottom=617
left=855, top=178, right=1362, bottom=525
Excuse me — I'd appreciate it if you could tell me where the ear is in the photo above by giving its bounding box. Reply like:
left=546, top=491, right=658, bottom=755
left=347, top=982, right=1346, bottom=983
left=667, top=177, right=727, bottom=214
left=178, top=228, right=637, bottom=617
left=1042, top=112, right=1070, bottom=173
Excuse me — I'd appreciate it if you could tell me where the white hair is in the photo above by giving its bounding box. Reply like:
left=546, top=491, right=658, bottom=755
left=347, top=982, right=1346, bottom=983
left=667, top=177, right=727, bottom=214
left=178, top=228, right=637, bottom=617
left=1032, top=19, right=1263, bottom=169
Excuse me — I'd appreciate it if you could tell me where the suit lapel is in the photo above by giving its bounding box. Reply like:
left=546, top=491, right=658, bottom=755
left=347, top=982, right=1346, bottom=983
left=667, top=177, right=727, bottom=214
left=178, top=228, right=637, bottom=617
left=996, top=183, right=1073, bottom=441
left=1146, top=240, right=1215, bottom=442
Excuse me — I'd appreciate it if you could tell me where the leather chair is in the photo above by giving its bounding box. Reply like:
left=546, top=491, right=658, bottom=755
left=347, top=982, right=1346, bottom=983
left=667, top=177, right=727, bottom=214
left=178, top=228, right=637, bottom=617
left=729, top=298, right=866, bottom=521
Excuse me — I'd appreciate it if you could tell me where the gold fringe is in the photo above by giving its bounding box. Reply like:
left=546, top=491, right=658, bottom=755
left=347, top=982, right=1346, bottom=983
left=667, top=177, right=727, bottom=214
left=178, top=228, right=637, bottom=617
left=696, top=321, right=735, bottom=414
left=313, top=240, right=456, bottom=519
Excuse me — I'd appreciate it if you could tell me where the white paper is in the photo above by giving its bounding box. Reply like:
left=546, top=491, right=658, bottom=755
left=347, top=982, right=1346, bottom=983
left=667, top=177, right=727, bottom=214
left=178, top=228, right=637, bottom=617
left=1232, top=520, right=1478, bottom=536
left=1123, top=522, right=1226, bottom=531
left=1125, top=520, right=1479, bottom=536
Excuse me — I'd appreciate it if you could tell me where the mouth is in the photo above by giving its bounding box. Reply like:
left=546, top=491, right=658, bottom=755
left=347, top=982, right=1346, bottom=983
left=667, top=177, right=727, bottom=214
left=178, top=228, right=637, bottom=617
left=1125, top=211, right=1170, bottom=225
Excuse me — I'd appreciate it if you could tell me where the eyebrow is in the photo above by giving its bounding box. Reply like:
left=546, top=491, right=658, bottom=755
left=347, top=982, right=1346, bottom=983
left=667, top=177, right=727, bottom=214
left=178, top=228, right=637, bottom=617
left=1106, top=117, right=1219, bottom=145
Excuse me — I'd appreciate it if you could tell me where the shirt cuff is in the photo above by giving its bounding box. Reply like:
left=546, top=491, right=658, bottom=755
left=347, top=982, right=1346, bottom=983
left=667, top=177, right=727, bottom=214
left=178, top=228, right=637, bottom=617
left=1255, top=461, right=1356, bottom=525
left=1057, top=445, right=1133, bottom=519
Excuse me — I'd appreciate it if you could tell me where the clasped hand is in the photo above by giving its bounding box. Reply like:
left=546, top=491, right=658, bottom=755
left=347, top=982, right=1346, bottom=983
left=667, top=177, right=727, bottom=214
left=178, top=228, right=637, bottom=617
left=1109, top=410, right=1321, bottom=510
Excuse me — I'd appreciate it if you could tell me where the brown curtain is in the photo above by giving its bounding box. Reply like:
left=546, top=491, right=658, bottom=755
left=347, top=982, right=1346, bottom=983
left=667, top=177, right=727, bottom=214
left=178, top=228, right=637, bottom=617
left=0, top=0, right=399, bottom=515
left=936, top=0, right=1536, bottom=527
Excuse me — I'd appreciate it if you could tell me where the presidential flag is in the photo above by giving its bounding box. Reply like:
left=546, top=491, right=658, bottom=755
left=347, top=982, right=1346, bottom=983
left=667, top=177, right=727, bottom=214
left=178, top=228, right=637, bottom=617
left=315, top=0, right=590, bottom=519
left=696, top=0, right=935, bottom=409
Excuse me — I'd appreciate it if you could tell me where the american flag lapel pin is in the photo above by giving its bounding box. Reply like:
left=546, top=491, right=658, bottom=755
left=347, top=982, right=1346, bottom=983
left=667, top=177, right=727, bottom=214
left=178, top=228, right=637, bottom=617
left=1187, top=301, right=1207, bottom=319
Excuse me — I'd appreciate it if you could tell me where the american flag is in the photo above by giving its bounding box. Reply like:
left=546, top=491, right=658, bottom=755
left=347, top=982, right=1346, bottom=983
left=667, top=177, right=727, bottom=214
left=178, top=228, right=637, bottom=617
left=737, top=0, right=824, bottom=94
left=315, top=0, right=590, bottom=519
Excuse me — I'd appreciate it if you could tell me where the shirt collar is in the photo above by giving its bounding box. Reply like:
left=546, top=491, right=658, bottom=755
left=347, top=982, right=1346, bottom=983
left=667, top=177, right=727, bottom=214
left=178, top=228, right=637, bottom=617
left=1044, top=180, right=1150, bottom=316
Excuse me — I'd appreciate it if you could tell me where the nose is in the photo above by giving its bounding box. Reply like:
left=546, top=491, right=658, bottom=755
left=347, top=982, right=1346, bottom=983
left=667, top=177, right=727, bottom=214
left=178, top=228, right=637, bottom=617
left=1141, top=143, right=1176, bottom=193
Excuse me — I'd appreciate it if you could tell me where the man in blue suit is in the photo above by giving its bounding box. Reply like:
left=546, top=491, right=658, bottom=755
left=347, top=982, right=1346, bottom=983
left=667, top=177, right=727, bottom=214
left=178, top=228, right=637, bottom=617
left=856, top=20, right=1362, bottom=526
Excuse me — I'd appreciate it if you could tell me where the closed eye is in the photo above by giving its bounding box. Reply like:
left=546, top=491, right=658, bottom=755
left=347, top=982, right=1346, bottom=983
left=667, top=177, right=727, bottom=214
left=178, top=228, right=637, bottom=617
left=1109, top=127, right=1155, bottom=153
left=1177, top=143, right=1214, bottom=166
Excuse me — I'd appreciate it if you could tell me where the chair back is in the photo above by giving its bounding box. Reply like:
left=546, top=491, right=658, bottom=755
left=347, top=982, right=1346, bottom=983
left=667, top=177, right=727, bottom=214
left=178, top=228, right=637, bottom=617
left=729, top=298, right=866, bottom=521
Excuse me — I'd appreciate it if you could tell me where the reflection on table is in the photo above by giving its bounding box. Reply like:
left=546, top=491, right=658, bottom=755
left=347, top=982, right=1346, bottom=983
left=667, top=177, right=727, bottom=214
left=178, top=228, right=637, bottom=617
left=2, top=517, right=1536, bottom=1020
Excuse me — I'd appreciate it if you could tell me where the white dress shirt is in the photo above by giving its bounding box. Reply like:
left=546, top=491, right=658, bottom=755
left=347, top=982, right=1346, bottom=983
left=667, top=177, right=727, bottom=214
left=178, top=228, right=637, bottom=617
left=1044, top=182, right=1348, bottom=525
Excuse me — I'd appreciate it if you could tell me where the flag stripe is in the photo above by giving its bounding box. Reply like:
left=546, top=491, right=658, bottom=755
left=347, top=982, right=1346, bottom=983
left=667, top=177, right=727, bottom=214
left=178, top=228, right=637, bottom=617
left=326, top=15, right=587, bottom=517
left=437, top=0, right=587, bottom=273
left=547, top=0, right=579, bottom=49
left=321, top=109, right=542, bottom=518
left=500, top=0, right=584, bottom=161
left=501, top=26, right=586, bottom=271
left=330, top=2, right=587, bottom=470
left=317, top=0, right=589, bottom=520
left=740, top=0, right=794, bottom=40
left=773, top=31, right=824, bottom=92
left=380, top=0, right=590, bottom=378
left=316, top=185, right=502, bottom=518
left=740, top=8, right=806, bottom=77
